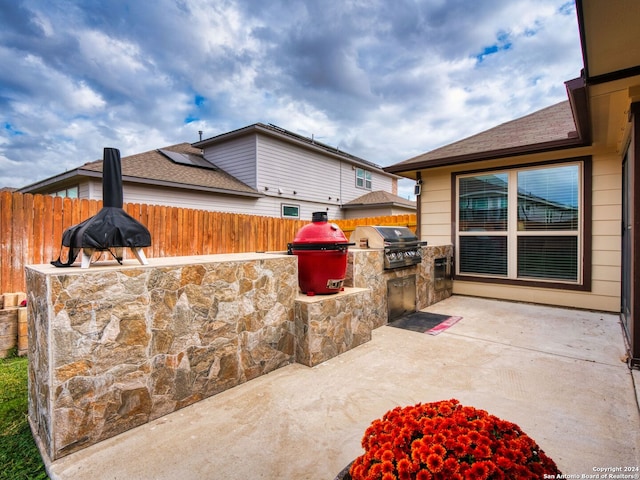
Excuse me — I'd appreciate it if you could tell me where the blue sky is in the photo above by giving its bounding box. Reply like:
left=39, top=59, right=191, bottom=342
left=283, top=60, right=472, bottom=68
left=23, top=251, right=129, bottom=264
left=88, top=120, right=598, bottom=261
left=0, top=0, right=583, bottom=199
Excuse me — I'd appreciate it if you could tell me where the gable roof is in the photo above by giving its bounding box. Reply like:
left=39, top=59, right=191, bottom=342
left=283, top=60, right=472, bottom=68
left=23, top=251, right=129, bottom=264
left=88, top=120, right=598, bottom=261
left=385, top=100, right=584, bottom=174
left=194, top=122, right=398, bottom=176
left=19, top=143, right=261, bottom=197
left=342, top=190, right=416, bottom=210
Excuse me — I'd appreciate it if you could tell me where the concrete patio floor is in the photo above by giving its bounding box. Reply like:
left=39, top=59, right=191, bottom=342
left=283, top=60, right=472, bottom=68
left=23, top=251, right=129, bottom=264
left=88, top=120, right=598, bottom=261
left=47, top=295, right=640, bottom=479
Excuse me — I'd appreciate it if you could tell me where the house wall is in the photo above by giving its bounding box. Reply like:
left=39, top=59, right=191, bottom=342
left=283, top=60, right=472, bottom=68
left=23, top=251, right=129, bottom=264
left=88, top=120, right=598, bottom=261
left=78, top=180, right=364, bottom=220
left=73, top=133, right=398, bottom=220
left=418, top=147, right=622, bottom=312
left=202, top=135, right=257, bottom=188
left=78, top=180, right=260, bottom=214
left=255, top=135, right=395, bottom=212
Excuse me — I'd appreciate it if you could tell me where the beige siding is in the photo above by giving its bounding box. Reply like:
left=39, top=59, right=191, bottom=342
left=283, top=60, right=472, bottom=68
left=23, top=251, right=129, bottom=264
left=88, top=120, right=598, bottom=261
left=421, top=149, right=622, bottom=312
left=452, top=281, right=619, bottom=311
left=420, top=169, right=451, bottom=245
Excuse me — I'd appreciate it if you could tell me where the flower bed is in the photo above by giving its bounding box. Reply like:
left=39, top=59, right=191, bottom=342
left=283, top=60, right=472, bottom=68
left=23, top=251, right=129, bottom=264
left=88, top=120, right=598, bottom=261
left=348, top=399, right=560, bottom=480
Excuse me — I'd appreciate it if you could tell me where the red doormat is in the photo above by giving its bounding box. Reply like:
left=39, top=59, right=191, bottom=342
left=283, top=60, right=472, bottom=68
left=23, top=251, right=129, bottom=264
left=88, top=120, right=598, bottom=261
left=426, top=316, right=462, bottom=335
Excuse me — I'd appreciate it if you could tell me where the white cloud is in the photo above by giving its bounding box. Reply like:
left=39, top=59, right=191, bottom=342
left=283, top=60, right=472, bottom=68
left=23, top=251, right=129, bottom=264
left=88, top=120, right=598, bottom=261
left=0, top=0, right=584, bottom=190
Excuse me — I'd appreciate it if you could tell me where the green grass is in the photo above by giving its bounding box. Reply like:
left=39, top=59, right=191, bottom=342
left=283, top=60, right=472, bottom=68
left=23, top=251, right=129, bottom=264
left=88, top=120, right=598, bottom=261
left=0, top=354, right=48, bottom=480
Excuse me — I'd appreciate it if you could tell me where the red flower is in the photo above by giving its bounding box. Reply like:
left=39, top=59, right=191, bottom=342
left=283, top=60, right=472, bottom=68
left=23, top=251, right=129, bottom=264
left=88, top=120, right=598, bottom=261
left=381, top=450, right=394, bottom=462
left=469, top=461, right=491, bottom=479
left=426, top=453, right=444, bottom=473
left=472, top=444, right=491, bottom=459
left=468, top=430, right=481, bottom=444
left=495, top=455, right=513, bottom=470
left=381, top=461, right=395, bottom=474
left=398, top=471, right=412, bottom=480
left=416, top=471, right=432, bottom=480
left=451, top=441, right=467, bottom=457
left=430, top=444, right=446, bottom=457
left=397, top=458, right=412, bottom=474
left=349, top=400, right=561, bottom=480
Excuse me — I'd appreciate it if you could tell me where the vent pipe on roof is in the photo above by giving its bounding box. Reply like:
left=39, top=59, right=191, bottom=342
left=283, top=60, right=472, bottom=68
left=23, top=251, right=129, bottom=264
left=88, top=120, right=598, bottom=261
left=198, top=130, right=203, bottom=141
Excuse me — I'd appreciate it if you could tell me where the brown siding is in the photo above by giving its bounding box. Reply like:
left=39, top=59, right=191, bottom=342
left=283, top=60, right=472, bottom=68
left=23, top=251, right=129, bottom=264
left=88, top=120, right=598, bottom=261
left=0, top=191, right=415, bottom=294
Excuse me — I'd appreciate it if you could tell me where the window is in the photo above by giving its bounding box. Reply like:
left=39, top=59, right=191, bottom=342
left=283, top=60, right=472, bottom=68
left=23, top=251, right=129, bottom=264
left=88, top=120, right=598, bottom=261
left=53, top=186, right=78, bottom=198
left=356, top=168, right=372, bottom=190
left=456, top=161, right=584, bottom=286
left=281, top=204, right=300, bottom=219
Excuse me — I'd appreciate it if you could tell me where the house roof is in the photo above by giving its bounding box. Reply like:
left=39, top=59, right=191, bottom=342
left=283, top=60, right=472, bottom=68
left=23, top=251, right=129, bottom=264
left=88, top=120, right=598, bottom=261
left=194, top=122, right=399, bottom=177
left=385, top=100, right=584, bottom=175
left=342, top=190, right=416, bottom=210
left=19, top=143, right=262, bottom=197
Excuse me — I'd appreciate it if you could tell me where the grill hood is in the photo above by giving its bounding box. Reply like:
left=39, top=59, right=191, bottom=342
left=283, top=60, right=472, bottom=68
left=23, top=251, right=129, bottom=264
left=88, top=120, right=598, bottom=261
left=349, top=225, right=421, bottom=249
left=51, top=148, right=151, bottom=267
left=349, top=225, right=427, bottom=270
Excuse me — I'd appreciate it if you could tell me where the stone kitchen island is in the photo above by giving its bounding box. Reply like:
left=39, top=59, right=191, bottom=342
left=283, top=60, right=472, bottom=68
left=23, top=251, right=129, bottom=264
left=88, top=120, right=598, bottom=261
left=26, top=246, right=452, bottom=462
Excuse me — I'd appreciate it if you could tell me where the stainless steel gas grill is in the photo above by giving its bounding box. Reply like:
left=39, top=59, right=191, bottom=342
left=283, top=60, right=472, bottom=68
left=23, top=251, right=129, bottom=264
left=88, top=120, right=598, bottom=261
left=349, top=225, right=427, bottom=270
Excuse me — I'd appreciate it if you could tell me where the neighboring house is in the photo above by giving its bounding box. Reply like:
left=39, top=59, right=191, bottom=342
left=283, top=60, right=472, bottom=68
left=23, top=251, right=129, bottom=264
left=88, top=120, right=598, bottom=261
left=341, top=190, right=416, bottom=219
left=19, top=123, right=411, bottom=220
left=385, top=0, right=640, bottom=368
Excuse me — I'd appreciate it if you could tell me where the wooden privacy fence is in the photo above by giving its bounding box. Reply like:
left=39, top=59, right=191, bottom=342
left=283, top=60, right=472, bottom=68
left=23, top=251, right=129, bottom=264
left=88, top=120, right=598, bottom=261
left=0, top=191, right=416, bottom=294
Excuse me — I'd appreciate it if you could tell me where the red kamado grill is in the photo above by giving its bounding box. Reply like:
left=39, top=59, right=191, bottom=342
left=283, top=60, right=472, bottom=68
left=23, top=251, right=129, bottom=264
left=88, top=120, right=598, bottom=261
left=288, top=212, right=353, bottom=295
left=349, top=225, right=427, bottom=270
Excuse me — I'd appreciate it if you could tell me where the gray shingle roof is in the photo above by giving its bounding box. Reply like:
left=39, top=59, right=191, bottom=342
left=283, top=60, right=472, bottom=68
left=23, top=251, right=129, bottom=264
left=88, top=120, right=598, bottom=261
left=387, top=101, right=580, bottom=173
left=80, top=143, right=260, bottom=195
left=343, top=190, right=416, bottom=209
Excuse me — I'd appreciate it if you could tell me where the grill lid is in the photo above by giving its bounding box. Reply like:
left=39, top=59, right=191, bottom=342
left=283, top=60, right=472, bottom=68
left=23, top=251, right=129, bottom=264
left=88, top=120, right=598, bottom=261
left=349, top=225, right=423, bottom=249
left=287, top=211, right=353, bottom=253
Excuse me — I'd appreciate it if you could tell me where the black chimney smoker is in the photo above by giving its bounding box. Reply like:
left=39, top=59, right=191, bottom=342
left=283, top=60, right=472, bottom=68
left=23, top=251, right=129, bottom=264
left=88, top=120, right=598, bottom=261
left=51, top=148, right=152, bottom=268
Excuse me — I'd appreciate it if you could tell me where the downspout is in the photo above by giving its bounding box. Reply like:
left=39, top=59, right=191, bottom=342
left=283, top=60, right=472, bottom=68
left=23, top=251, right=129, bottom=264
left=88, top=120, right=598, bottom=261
left=416, top=171, right=422, bottom=239
left=340, top=160, right=343, bottom=209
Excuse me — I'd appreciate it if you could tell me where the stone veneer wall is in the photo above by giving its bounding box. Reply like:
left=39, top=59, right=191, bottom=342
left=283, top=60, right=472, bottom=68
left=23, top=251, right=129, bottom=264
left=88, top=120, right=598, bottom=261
left=294, top=288, right=371, bottom=367
left=26, top=254, right=298, bottom=461
left=344, top=245, right=454, bottom=327
left=26, top=246, right=453, bottom=462
left=423, top=245, right=455, bottom=306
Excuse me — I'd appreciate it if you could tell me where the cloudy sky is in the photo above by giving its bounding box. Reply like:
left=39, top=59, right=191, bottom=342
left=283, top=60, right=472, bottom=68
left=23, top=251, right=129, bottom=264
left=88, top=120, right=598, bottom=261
left=0, top=0, right=583, bottom=198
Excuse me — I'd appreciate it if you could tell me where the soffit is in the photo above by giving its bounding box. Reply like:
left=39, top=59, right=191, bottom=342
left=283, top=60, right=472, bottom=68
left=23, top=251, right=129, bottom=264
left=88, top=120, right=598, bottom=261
left=587, top=76, right=640, bottom=152
left=579, top=0, right=640, bottom=80
left=578, top=0, right=640, bottom=152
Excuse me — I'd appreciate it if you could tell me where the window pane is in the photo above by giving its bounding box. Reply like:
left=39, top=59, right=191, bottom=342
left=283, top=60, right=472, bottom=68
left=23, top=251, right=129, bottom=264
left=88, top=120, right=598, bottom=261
left=517, top=236, right=577, bottom=281
left=517, top=166, right=578, bottom=231
left=459, top=174, right=508, bottom=231
left=282, top=205, right=299, bottom=218
left=459, top=236, right=507, bottom=276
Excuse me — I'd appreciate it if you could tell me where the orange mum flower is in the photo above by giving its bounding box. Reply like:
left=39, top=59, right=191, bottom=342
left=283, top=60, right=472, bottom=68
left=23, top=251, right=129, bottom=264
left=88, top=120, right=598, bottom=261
left=381, top=460, right=395, bottom=474
left=426, top=453, right=444, bottom=473
left=349, top=400, right=561, bottom=480
left=381, top=449, right=394, bottom=462
left=416, top=470, right=432, bottom=480
left=470, top=461, right=491, bottom=479
left=472, top=444, right=492, bottom=459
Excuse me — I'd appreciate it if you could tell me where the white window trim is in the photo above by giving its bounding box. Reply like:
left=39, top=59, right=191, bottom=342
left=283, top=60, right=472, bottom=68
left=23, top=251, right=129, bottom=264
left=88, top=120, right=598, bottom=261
left=355, top=168, right=372, bottom=190
left=281, top=203, right=300, bottom=219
